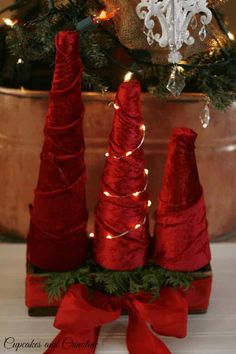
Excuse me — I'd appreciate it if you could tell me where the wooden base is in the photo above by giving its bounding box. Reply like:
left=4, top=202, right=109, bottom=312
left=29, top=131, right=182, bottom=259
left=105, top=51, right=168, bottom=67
left=28, top=307, right=58, bottom=317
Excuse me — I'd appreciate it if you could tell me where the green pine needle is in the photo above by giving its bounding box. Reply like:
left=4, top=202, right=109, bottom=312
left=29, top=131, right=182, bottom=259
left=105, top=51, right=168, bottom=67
left=44, top=262, right=198, bottom=303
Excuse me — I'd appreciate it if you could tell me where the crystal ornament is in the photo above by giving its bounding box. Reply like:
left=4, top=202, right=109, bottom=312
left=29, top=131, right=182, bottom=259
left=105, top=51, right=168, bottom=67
left=199, top=26, right=207, bottom=41
left=190, top=15, right=198, bottom=30
left=168, top=49, right=183, bottom=64
left=200, top=99, right=211, bottom=128
left=136, top=0, right=213, bottom=64
left=147, top=29, right=154, bottom=45
left=166, top=65, right=186, bottom=97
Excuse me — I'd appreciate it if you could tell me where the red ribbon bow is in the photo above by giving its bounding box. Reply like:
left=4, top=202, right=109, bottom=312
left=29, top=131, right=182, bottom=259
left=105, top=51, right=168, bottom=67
left=44, top=284, right=188, bottom=354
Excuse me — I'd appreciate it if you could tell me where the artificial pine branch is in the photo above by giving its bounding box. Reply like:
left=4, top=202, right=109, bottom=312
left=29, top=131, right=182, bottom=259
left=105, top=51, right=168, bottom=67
left=44, top=261, right=204, bottom=303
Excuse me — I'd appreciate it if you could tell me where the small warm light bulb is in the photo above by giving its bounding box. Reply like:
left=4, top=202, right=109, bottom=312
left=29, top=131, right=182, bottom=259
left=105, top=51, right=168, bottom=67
left=148, top=200, right=152, bottom=207
left=228, top=31, right=235, bottom=41
left=144, top=169, right=149, bottom=176
left=3, top=18, right=17, bottom=27
left=124, top=71, right=133, bottom=82
left=105, top=152, right=109, bottom=157
left=126, top=151, right=132, bottom=157
left=97, top=10, right=108, bottom=20
left=114, top=103, right=120, bottom=110
left=89, top=232, right=95, bottom=238
left=135, top=223, right=141, bottom=229
left=133, top=192, right=140, bottom=197
left=140, top=124, right=146, bottom=132
left=209, top=48, right=215, bottom=56
left=95, top=8, right=119, bottom=23
left=177, top=65, right=184, bottom=73
left=17, top=58, right=23, bottom=64
left=104, top=191, right=110, bottom=197
left=106, top=235, right=113, bottom=239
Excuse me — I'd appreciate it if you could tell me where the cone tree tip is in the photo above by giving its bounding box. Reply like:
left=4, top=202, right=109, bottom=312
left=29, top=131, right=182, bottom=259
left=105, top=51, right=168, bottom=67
left=115, top=80, right=141, bottom=118
left=55, top=31, right=80, bottom=55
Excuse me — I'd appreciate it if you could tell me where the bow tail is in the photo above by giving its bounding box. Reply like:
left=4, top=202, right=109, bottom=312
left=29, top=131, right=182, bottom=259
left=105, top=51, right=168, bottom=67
left=44, top=328, right=100, bottom=354
left=126, top=311, right=171, bottom=354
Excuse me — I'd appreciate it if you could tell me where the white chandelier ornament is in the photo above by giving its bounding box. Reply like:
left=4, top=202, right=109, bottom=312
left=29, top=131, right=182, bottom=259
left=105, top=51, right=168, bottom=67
left=136, top=0, right=213, bottom=64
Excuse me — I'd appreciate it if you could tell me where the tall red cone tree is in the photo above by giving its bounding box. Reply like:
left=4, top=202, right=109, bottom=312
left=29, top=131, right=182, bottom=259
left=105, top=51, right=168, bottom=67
left=27, top=31, right=88, bottom=272
left=92, top=80, right=150, bottom=271
left=152, top=127, right=211, bottom=272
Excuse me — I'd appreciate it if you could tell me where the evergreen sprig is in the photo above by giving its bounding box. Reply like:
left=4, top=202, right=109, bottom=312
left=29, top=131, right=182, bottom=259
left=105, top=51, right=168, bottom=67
left=44, top=261, right=197, bottom=303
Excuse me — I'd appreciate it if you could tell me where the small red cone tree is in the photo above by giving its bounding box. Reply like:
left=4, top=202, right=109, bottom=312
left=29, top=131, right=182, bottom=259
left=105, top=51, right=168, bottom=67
left=27, top=31, right=88, bottom=272
left=152, top=127, right=211, bottom=272
left=92, top=80, right=150, bottom=271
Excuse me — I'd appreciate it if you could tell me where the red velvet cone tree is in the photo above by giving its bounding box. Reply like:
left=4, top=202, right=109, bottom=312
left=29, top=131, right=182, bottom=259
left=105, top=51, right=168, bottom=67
left=152, top=127, right=211, bottom=272
left=92, top=80, right=150, bottom=271
left=27, top=31, right=88, bottom=272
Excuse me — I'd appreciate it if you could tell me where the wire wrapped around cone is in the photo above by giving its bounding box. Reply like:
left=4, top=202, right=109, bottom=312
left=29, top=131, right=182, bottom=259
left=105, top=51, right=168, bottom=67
left=93, top=80, right=150, bottom=271
left=27, top=31, right=88, bottom=272
left=152, top=128, right=211, bottom=272
left=103, top=0, right=228, bottom=64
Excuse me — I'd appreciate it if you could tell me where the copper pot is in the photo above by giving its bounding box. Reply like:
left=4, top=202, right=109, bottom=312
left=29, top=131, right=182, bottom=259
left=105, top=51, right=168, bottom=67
left=0, top=87, right=235, bottom=239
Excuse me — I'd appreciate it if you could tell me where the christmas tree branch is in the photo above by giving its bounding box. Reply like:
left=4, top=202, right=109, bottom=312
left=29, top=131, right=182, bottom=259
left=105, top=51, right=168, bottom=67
left=2, top=1, right=236, bottom=110
left=43, top=261, right=208, bottom=303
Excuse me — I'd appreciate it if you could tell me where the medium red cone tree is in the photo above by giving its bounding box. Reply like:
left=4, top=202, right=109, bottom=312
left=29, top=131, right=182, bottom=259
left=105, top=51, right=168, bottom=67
left=92, top=80, right=150, bottom=271
left=152, top=127, right=211, bottom=272
left=27, top=31, right=88, bottom=272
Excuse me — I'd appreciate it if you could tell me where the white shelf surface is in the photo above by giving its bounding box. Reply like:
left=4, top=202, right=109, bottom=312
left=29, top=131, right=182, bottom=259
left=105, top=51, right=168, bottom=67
left=0, top=243, right=236, bottom=354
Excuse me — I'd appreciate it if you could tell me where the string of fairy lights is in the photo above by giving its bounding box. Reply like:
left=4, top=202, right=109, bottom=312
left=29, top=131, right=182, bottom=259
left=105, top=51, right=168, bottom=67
left=103, top=217, right=147, bottom=240
left=104, top=123, right=146, bottom=159
left=103, top=177, right=148, bottom=199
left=89, top=73, right=152, bottom=240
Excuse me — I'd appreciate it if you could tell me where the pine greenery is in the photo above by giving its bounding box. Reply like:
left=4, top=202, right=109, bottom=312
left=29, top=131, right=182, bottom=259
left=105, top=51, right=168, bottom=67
left=44, top=261, right=201, bottom=303
left=1, top=0, right=236, bottom=110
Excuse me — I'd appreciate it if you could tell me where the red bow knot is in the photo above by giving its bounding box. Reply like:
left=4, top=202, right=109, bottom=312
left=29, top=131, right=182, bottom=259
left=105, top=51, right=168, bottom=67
left=44, top=284, right=188, bottom=354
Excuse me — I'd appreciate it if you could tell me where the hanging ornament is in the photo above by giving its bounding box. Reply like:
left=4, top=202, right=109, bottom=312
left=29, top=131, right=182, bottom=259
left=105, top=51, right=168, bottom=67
left=103, top=0, right=228, bottom=66
left=190, top=15, right=198, bottom=31
left=136, top=0, right=213, bottom=64
left=200, top=97, right=211, bottom=128
left=199, top=26, right=207, bottom=42
left=166, top=65, right=186, bottom=97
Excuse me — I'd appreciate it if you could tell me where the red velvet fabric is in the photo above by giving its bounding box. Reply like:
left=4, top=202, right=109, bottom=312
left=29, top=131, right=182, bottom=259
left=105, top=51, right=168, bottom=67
left=93, top=80, right=150, bottom=271
left=44, top=284, right=188, bottom=354
left=187, top=277, right=213, bottom=313
left=153, top=128, right=211, bottom=271
left=27, top=31, right=88, bottom=272
left=25, top=274, right=61, bottom=309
